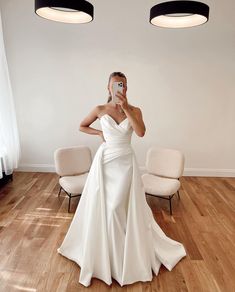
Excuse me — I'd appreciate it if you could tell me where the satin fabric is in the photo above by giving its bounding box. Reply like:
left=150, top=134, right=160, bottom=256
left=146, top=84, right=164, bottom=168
left=57, top=113, right=187, bottom=287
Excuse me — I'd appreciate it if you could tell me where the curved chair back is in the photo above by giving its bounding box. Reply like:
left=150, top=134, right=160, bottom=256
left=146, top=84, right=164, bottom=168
left=54, top=146, right=92, bottom=177
left=146, top=146, right=184, bottom=179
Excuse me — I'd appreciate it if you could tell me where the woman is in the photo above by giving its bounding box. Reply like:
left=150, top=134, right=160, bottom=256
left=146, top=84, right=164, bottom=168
left=57, top=71, right=187, bottom=287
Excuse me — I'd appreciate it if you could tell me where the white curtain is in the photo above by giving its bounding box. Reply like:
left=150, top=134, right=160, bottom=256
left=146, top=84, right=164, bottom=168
left=0, top=11, right=21, bottom=179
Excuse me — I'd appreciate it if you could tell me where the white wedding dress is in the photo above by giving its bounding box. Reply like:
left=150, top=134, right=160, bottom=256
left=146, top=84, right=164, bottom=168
left=57, top=113, right=187, bottom=287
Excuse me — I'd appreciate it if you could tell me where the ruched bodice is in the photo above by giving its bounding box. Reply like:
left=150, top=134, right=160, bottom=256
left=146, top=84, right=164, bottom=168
left=99, top=114, right=133, bottom=147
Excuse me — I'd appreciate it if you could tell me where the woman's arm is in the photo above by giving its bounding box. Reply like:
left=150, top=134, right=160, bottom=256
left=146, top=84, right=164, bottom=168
left=79, top=106, right=105, bottom=140
left=124, top=106, right=146, bottom=137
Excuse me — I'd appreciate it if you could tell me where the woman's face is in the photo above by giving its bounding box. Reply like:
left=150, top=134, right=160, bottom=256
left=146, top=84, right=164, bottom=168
left=108, top=76, right=127, bottom=97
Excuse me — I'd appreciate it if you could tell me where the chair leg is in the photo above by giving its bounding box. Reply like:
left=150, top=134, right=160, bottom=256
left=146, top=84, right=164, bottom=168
left=177, top=190, right=180, bottom=199
left=145, top=192, right=175, bottom=215
left=68, top=195, right=71, bottom=213
left=58, top=186, right=62, bottom=197
left=169, top=196, right=172, bottom=215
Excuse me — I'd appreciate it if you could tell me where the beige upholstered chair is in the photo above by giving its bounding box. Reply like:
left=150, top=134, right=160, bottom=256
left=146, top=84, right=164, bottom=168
left=54, top=146, right=92, bottom=212
left=142, top=147, right=185, bottom=215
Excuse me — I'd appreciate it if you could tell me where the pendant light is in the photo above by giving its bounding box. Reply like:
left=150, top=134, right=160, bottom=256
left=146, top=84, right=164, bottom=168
left=35, top=0, right=94, bottom=24
left=150, top=1, right=209, bottom=28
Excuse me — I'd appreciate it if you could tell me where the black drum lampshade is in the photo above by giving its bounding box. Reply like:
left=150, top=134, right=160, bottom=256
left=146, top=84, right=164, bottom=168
left=35, top=0, right=94, bottom=24
left=150, top=1, right=210, bottom=28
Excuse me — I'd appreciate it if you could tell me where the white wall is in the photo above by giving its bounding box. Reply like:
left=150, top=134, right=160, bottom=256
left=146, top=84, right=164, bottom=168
left=0, top=0, right=234, bottom=176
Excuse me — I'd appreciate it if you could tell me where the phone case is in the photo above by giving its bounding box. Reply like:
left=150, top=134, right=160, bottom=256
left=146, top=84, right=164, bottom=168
left=111, top=82, right=123, bottom=103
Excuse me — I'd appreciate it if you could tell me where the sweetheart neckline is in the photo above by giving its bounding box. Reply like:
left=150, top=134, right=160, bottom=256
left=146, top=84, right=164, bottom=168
left=99, top=114, right=128, bottom=126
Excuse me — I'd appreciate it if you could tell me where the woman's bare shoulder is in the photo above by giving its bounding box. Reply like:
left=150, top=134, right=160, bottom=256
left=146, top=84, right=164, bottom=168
left=94, top=103, right=109, bottom=118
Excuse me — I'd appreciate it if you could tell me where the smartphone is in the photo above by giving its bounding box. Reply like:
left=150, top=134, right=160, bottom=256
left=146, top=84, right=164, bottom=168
left=111, top=81, right=123, bottom=104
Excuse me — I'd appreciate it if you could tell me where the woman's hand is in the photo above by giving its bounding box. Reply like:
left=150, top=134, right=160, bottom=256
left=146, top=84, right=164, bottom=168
left=115, top=91, right=129, bottom=111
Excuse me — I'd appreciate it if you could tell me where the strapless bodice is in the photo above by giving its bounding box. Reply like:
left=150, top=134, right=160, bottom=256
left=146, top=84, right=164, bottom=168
left=99, top=114, right=133, bottom=147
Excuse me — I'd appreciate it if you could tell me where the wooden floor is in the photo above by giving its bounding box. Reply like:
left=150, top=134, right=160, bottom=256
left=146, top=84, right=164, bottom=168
left=0, top=172, right=235, bottom=292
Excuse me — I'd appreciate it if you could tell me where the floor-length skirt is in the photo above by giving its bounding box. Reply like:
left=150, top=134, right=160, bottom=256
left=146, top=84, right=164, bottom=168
left=57, top=141, right=186, bottom=287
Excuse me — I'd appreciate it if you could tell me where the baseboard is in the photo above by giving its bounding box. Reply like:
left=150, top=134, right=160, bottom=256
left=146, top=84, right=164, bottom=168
left=181, top=168, right=235, bottom=177
left=15, top=164, right=235, bottom=177
left=139, top=166, right=235, bottom=177
left=16, top=164, right=55, bottom=172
